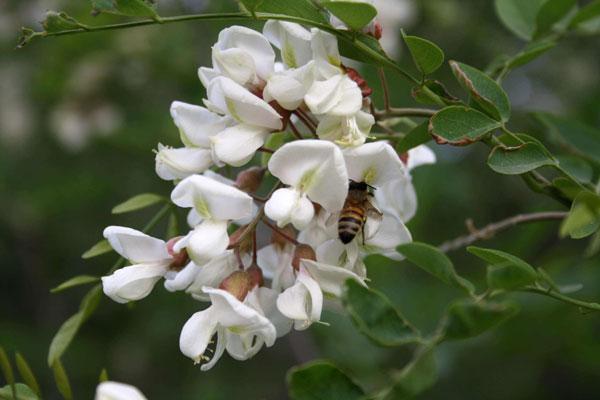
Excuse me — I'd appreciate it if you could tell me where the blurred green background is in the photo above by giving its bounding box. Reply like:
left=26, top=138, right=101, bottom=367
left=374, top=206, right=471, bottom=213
left=1, top=0, right=599, bottom=398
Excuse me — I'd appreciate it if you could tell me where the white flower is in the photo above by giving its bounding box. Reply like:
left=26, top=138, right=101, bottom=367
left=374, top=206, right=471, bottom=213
left=297, top=206, right=336, bottom=249
left=344, top=141, right=406, bottom=186
left=186, top=251, right=240, bottom=301
left=310, top=28, right=343, bottom=77
left=263, top=62, right=315, bottom=111
left=263, top=21, right=312, bottom=69
left=101, top=227, right=192, bottom=303
left=155, top=144, right=214, bottom=181
left=316, top=110, right=375, bottom=147
left=265, top=140, right=348, bottom=230
left=305, top=74, right=363, bottom=117
left=179, top=287, right=277, bottom=370
left=95, top=381, right=147, bottom=400
left=171, top=175, right=253, bottom=265
left=200, top=25, right=275, bottom=88
left=257, top=242, right=296, bottom=292
left=276, top=260, right=366, bottom=330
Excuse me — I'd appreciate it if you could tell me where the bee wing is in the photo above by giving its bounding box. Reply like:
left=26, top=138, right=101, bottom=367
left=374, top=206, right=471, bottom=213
left=363, top=202, right=383, bottom=241
left=326, top=210, right=341, bottom=226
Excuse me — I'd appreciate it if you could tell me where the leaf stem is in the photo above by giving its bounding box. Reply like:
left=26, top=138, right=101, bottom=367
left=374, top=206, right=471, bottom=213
left=520, top=286, right=600, bottom=313
left=375, top=107, right=436, bottom=120
left=377, top=68, right=391, bottom=112
left=438, top=211, right=568, bottom=253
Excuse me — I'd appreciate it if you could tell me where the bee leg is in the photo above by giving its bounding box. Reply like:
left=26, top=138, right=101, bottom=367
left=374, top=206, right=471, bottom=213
left=361, top=223, right=365, bottom=246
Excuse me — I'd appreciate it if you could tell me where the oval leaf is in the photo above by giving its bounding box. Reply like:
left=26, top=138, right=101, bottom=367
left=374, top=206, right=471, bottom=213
left=287, top=361, right=365, bottom=400
left=450, top=61, right=511, bottom=122
left=81, top=239, right=112, bottom=259
left=402, top=32, right=445, bottom=75
left=507, top=40, right=556, bottom=69
left=443, top=300, right=520, bottom=340
left=488, top=141, right=556, bottom=175
left=495, top=0, right=547, bottom=40
left=112, top=193, right=164, bottom=214
left=570, top=0, right=600, bottom=27
left=534, top=0, right=577, bottom=38
left=560, top=191, right=600, bottom=239
left=397, top=242, right=475, bottom=295
left=42, top=11, right=87, bottom=33
left=467, top=246, right=538, bottom=290
left=343, top=280, right=421, bottom=347
left=51, top=275, right=100, bottom=293
left=429, top=106, right=501, bottom=146
left=322, top=1, right=378, bottom=31
left=15, top=353, right=41, bottom=397
left=0, top=383, right=39, bottom=400
left=91, top=0, right=159, bottom=18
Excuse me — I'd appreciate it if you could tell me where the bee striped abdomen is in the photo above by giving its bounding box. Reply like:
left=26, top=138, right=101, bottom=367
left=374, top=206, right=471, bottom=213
left=338, top=205, right=365, bottom=244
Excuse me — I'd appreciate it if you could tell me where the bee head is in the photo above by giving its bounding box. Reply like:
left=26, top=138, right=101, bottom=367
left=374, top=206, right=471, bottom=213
left=349, top=180, right=376, bottom=193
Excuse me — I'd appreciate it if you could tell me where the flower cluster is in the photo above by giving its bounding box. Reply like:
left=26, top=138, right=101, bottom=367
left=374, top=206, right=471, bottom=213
left=101, top=22, right=435, bottom=371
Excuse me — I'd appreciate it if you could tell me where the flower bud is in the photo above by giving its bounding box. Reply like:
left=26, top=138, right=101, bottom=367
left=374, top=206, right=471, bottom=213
left=246, top=264, right=264, bottom=288
left=219, top=270, right=255, bottom=301
left=344, top=67, right=373, bottom=98
left=271, top=225, right=296, bottom=250
left=369, top=21, right=383, bottom=40
left=235, top=167, right=266, bottom=193
left=166, top=236, right=189, bottom=271
left=292, top=244, right=317, bottom=271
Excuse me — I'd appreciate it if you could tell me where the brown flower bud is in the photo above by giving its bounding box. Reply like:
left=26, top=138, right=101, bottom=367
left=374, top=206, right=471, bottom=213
left=344, top=67, right=373, bottom=98
left=235, top=167, right=266, bottom=194
left=271, top=225, right=296, bottom=250
left=166, top=236, right=189, bottom=271
left=219, top=271, right=254, bottom=301
left=247, top=264, right=264, bottom=288
left=370, top=21, right=383, bottom=40
left=292, top=244, right=317, bottom=271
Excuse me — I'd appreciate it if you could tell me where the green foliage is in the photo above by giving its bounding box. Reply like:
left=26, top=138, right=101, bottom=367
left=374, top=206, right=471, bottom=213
left=91, top=0, right=160, bottom=19
left=111, top=193, right=165, bottom=214
left=488, top=141, right=557, bottom=175
left=0, top=384, right=39, bottom=400
left=468, top=246, right=538, bottom=290
left=411, top=80, right=459, bottom=106
left=450, top=61, right=511, bottom=122
left=443, top=300, right=520, bottom=340
left=81, top=239, right=113, bottom=259
left=570, top=0, right=600, bottom=27
left=0, top=347, right=15, bottom=398
left=429, top=106, right=501, bottom=146
left=51, top=360, right=73, bottom=400
left=14, top=354, right=41, bottom=397
left=506, top=40, right=557, bottom=69
left=395, top=122, right=431, bottom=154
left=48, top=285, right=103, bottom=367
left=343, top=280, right=421, bottom=347
left=287, top=361, right=365, bottom=400
left=534, top=0, right=576, bottom=38
left=397, top=242, right=475, bottom=295
left=382, top=347, right=438, bottom=400
left=402, top=32, right=445, bottom=75
left=51, top=275, right=101, bottom=293
left=495, top=0, right=548, bottom=40
left=322, top=1, right=378, bottom=31
left=42, top=11, right=89, bottom=33
left=241, top=0, right=328, bottom=24
left=560, top=191, right=600, bottom=239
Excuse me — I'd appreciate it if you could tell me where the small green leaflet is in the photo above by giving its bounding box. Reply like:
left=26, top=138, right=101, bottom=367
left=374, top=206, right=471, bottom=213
left=112, top=193, right=165, bottom=214
left=51, top=275, right=101, bottom=293
left=42, top=11, right=88, bottom=33
left=51, top=359, right=73, bottom=400
left=14, top=353, right=41, bottom=398
left=287, top=361, right=365, bottom=400
left=91, top=0, right=160, bottom=19
left=442, top=299, right=520, bottom=340
left=0, top=383, right=40, bottom=400
left=560, top=191, right=600, bottom=239
left=402, top=31, right=445, bottom=75
left=429, top=106, right=501, bottom=146
left=534, top=0, right=577, bottom=38
left=488, top=141, right=556, bottom=175
left=467, top=246, right=538, bottom=290
left=322, top=1, right=378, bottom=31
left=82, top=239, right=112, bottom=259
left=494, top=0, right=547, bottom=40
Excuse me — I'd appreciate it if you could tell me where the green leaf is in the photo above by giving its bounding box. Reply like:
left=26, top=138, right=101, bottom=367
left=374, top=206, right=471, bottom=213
left=402, top=32, right=444, bottom=75
left=450, top=61, right=511, bottom=122
left=261, top=132, right=286, bottom=167
left=560, top=191, right=600, bottom=239
left=42, top=11, right=88, bottom=33
left=112, top=193, right=164, bottom=214
left=443, top=300, right=519, bottom=340
left=570, top=0, right=600, bottom=27
left=0, top=347, right=15, bottom=397
left=383, top=347, right=438, bottom=400
left=51, top=360, right=72, bottom=400
left=488, top=141, right=557, bottom=175
left=495, top=0, right=548, bottom=40
left=48, top=285, right=102, bottom=367
left=51, top=275, right=100, bottom=293
left=397, top=242, right=475, bottom=295
left=0, top=383, right=39, bottom=400
left=467, top=246, right=538, bottom=290
left=429, top=106, right=502, bottom=146
left=343, top=280, right=421, bottom=347
left=287, top=361, right=365, bottom=400
left=534, top=0, right=577, bottom=38
left=91, top=0, right=160, bottom=19
left=322, top=1, right=378, bottom=31
left=245, top=0, right=329, bottom=24
left=14, top=354, right=41, bottom=397
left=395, top=122, right=431, bottom=154
left=553, top=177, right=584, bottom=200
left=585, top=231, right=600, bottom=258
left=411, top=80, right=460, bottom=106
left=556, top=155, right=594, bottom=183
left=534, top=113, right=600, bottom=165
left=506, top=40, right=556, bottom=69
left=81, top=239, right=112, bottom=259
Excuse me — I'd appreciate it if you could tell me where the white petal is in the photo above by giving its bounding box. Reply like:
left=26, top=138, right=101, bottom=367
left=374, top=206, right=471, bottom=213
left=407, top=145, right=436, bottom=170
left=302, top=259, right=367, bottom=298
left=317, top=111, right=375, bottom=148
left=276, top=268, right=323, bottom=330
left=179, top=306, right=219, bottom=363
left=186, top=220, right=230, bottom=265
left=213, top=47, right=258, bottom=87
left=305, top=74, right=362, bottom=116
left=268, top=140, right=349, bottom=212
left=376, top=177, right=417, bottom=223
left=171, top=174, right=253, bottom=220
left=310, top=28, right=342, bottom=70
left=103, top=226, right=169, bottom=264
left=263, top=74, right=306, bottom=111
left=95, top=381, right=147, bottom=400
left=344, top=141, right=406, bottom=186
left=213, top=124, right=270, bottom=167
left=200, top=327, right=227, bottom=371
left=170, top=101, right=230, bottom=148
left=366, top=213, right=412, bottom=250
left=187, top=251, right=239, bottom=300
left=263, top=21, right=312, bottom=68
left=101, top=263, right=168, bottom=303
left=155, top=144, right=213, bottom=181
left=208, top=77, right=282, bottom=130
left=198, top=67, right=220, bottom=89
left=265, top=188, right=315, bottom=230
left=164, top=262, right=200, bottom=292
left=253, top=287, right=293, bottom=337
left=214, top=26, right=275, bottom=81
left=291, top=194, right=316, bottom=230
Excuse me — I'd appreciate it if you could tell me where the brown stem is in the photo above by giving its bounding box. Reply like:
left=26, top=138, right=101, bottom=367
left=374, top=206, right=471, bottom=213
left=378, top=68, right=391, bottom=112
left=257, top=146, right=274, bottom=154
left=294, top=111, right=318, bottom=138
left=438, top=211, right=568, bottom=253
left=262, top=218, right=300, bottom=246
left=288, top=120, right=304, bottom=140
left=252, top=231, right=258, bottom=265
left=375, top=107, right=436, bottom=120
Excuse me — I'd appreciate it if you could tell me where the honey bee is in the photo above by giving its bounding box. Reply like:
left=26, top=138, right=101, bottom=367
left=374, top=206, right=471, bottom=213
left=338, top=180, right=383, bottom=244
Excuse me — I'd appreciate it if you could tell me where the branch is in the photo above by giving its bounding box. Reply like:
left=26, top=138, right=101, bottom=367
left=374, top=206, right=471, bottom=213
left=375, top=107, right=436, bottom=120
left=438, top=211, right=568, bottom=253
